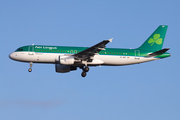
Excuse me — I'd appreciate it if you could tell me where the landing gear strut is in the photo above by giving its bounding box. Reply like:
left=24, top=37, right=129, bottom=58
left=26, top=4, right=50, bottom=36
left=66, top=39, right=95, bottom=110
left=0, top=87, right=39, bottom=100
left=80, top=66, right=90, bottom=77
left=28, top=62, right=33, bottom=72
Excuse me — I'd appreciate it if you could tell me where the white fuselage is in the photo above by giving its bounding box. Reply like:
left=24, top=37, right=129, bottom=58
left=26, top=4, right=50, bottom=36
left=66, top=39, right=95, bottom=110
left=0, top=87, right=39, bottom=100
left=9, top=51, right=159, bottom=66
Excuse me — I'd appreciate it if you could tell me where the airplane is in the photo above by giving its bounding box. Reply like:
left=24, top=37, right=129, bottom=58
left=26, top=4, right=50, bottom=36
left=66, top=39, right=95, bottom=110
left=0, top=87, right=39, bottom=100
left=9, top=25, right=170, bottom=77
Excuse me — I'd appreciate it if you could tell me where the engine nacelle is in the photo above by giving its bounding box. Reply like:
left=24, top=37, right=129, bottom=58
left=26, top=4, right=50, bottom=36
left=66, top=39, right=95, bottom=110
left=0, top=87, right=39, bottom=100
left=59, top=55, right=75, bottom=65
left=55, top=64, right=77, bottom=73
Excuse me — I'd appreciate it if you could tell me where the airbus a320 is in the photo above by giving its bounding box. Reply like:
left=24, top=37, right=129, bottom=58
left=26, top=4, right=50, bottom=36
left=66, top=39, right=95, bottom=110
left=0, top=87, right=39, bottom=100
left=9, top=25, right=170, bottom=77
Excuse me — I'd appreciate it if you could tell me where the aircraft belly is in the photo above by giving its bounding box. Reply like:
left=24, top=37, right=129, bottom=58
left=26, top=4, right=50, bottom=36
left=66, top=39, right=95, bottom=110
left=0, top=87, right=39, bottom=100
left=18, top=52, right=158, bottom=65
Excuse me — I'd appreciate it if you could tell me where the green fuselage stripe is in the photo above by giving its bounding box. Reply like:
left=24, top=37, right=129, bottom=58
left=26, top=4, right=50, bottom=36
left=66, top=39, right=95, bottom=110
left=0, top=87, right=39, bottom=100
left=15, top=45, right=170, bottom=58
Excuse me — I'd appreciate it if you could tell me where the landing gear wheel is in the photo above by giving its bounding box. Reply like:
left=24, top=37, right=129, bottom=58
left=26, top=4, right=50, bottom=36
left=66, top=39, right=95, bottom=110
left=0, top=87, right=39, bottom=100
left=81, top=71, right=87, bottom=77
left=28, top=68, right=32, bottom=72
left=28, top=62, right=33, bottom=72
left=84, top=66, right=89, bottom=72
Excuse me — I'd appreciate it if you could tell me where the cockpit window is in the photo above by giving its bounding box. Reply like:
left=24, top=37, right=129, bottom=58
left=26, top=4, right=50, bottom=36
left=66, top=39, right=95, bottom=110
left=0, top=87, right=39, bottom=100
left=16, top=48, right=23, bottom=51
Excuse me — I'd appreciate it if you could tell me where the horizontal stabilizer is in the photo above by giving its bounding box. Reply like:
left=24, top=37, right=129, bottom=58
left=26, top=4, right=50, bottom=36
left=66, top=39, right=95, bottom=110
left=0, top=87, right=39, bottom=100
left=147, top=48, right=170, bottom=57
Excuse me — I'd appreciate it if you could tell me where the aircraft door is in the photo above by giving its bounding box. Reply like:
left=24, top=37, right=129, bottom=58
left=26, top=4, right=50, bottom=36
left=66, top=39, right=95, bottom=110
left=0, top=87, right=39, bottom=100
left=70, top=50, right=73, bottom=54
left=70, top=50, right=77, bottom=54
left=28, top=45, right=34, bottom=55
left=135, top=50, right=140, bottom=59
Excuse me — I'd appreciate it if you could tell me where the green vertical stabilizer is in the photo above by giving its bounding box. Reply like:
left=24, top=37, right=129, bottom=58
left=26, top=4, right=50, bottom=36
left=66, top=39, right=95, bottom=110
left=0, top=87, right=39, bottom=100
left=137, top=25, right=168, bottom=52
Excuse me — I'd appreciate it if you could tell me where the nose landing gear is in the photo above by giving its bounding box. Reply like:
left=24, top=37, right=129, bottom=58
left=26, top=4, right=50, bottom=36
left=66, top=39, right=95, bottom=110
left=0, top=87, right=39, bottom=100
left=28, top=62, right=33, bottom=72
left=28, top=68, right=32, bottom=72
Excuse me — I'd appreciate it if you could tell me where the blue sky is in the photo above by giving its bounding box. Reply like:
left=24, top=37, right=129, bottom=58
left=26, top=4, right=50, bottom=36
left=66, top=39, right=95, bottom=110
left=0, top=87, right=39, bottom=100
left=0, top=0, right=180, bottom=120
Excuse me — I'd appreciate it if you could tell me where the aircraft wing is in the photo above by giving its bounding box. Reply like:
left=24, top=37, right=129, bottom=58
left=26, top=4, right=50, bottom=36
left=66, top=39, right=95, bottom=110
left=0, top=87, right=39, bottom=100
left=74, top=38, right=113, bottom=61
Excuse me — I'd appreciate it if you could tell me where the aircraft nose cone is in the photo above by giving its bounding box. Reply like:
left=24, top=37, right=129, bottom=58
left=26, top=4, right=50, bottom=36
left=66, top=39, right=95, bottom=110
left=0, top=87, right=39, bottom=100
left=9, top=52, right=15, bottom=60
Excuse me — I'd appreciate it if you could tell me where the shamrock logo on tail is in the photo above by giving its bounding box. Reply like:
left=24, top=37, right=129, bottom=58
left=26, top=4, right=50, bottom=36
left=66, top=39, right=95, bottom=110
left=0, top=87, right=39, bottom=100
left=148, top=34, right=162, bottom=46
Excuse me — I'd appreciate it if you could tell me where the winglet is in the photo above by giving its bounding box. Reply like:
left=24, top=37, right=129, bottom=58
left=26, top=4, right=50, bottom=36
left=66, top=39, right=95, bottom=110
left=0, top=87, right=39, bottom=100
left=109, top=38, right=113, bottom=42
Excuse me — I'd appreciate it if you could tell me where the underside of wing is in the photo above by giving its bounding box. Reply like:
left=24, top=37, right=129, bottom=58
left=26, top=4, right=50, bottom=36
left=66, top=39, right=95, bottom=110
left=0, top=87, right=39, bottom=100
left=74, top=38, right=113, bottom=61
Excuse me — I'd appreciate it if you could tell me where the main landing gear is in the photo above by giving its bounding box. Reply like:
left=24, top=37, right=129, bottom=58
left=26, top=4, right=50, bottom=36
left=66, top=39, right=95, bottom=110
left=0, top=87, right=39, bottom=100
left=80, top=66, right=89, bottom=77
left=28, top=62, right=33, bottom=72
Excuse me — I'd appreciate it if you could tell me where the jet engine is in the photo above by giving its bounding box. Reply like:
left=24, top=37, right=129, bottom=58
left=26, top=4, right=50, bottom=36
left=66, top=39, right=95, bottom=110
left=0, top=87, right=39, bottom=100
left=55, top=64, right=77, bottom=73
left=58, top=55, right=81, bottom=65
left=59, top=55, right=75, bottom=65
